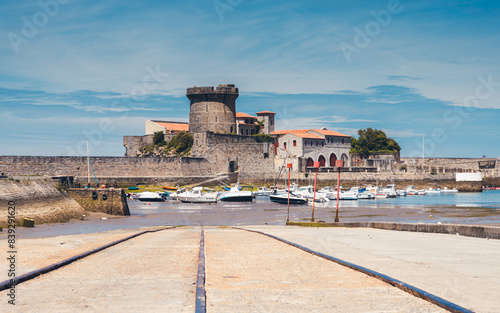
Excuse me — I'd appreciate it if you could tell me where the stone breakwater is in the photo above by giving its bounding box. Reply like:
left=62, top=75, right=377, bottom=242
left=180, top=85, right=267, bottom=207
left=0, top=180, right=85, bottom=227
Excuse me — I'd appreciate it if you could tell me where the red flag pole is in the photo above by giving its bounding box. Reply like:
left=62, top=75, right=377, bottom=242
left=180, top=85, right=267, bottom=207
left=287, top=163, right=292, bottom=222
left=335, top=160, right=344, bottom=222
left=311, top=161, right=320, bottom=222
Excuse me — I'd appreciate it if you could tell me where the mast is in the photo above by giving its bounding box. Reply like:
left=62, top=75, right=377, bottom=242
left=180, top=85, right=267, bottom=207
left=87, top=140, right=90, bottom=185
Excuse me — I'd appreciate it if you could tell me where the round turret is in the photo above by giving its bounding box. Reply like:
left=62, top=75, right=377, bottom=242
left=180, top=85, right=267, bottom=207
left=187, top=84, right=238, bottom=133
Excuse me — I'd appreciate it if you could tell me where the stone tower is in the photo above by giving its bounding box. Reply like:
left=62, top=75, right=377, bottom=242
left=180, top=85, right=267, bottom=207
left=187, top=84, right=238, bottom=133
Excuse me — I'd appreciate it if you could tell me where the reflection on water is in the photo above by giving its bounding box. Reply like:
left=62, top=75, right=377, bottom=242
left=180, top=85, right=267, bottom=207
left=127, top=191, right=500, bottom=226
left=9, top=191, right=500, bottom=238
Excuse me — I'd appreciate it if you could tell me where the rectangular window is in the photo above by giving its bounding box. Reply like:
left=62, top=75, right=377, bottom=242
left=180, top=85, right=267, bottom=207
left=293, top=140, right=296, bottom=147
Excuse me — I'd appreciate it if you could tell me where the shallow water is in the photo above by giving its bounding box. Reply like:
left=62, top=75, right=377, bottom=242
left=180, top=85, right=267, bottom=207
left=8, top=191, right=500, bottom=238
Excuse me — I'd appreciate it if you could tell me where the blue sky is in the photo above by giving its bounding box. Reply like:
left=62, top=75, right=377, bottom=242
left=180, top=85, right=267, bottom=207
left=1, top=0, right=499, bottom=157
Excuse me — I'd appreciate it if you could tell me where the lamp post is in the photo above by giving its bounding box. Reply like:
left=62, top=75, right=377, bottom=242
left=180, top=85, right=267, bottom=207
left=287, top=163, right=292, bottom=222
left=311, top=161, right=320, bottom=222
left=335, top=160, right=344, bottom=223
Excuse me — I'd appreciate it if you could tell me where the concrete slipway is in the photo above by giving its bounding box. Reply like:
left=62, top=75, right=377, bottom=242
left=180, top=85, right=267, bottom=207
left=0, top=226, right=498, bottom=312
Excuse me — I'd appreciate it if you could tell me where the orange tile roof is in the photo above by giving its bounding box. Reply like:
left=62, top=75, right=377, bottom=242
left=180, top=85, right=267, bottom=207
left=272, top=129, right=350, bottom=138
left=153, top=121, right=189, bottom=132
left=271, top=129, right=309, bottom=135
left=309, top=129, right=350, bottom=137
left=256, top=110, right=276, bottom=114
left=290, top=133, right=324, bottom=139
left=236, top=112, right=256, bottom=118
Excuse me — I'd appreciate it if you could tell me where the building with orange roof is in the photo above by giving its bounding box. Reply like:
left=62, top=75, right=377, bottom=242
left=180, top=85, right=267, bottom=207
left=145, top=120, right=189, bottom=135
left=271, top=128, right=352, bottom=168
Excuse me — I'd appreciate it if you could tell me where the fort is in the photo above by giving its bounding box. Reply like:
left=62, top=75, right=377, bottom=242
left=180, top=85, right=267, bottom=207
left=1, top=84, right=499, bottom=190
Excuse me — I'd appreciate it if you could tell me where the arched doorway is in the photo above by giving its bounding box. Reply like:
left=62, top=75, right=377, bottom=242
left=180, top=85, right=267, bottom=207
left=329, top=153, right=337, bottom=167
left=306, top=157, right=314, bottom=167
left=318, top=155, right=326, bottom=167
left=341, top=153, right=349, bottom=167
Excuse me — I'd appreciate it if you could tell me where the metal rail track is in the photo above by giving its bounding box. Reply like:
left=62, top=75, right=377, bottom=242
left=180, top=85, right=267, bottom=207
left=0, top=226, right=175, bottom=292
left=233, top=227, right=473, bottom=313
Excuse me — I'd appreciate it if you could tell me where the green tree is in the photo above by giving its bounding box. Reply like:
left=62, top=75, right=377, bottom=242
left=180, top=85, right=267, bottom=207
left=350, top=128, right=401, bottom=158
left=166, top=131, right=193, bottom=156
left=153, top=131, right=166, bottom=146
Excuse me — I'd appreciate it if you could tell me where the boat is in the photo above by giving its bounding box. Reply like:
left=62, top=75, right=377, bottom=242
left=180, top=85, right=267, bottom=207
left=254, top=186, right=273, bottom=196
left=219, top=184, right=253, bottom=202
left=127, top=186, right=139, bottom=190
left=377, top=184, right=398, bottom=198
left=320, top=186, right=358, bottom=200
left=138, top=191, right=165, bottom=202
left=162, top=186, right=177, bottom=191
left=350, top=187, right=374, bottom=200
left=441, top=187, right=458, bottom=194
left=425, top=188, right=441, bottom=195
left=177, top=187, right=218, bottom=203
left=296, top=186, right=329, bottom=202
left=270, top=191, right=307, bottom=204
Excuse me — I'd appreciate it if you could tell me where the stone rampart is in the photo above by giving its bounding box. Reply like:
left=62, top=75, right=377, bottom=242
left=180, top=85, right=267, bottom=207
left=67, top=188, right=130, bottom=216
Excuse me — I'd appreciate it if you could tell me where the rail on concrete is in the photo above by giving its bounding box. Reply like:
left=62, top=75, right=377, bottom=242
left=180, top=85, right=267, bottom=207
left=286, top=221, right=500, bottom=239
left=0, top=227, right=174, bottom=292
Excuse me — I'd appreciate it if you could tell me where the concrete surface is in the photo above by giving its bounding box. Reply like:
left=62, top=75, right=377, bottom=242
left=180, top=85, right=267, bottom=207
left=243, top=225, right=500, bottom=313
left=205, top=227, right=446, bottom=313
left=0, top=227, right=200, bottom=312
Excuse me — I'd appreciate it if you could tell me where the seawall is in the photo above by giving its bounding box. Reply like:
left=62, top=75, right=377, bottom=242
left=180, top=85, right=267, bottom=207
left=67, top=188, right=130, bottom=216
left=0, top=179, right=85, bottom=227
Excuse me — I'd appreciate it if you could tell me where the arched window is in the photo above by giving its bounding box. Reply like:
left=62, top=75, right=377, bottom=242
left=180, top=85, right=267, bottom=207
left=318, top=155, right=326, bottom=167
left=307, top=157, right=314, bottom=167
left=330, top=153, right=337, bottom=167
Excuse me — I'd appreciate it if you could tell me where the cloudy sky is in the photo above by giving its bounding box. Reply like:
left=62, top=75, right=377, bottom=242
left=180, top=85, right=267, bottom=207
left=1, top=0, right=499, bottom=158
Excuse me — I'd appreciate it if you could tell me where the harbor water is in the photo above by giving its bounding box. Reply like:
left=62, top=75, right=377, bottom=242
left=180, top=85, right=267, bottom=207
left=10, top=190, right=500, bottom=238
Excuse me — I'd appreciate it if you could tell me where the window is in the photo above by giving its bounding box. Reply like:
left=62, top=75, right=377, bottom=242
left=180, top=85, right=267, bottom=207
left=270, top=120, right=273, bottom=125
left=246, top=129, right=249, bottom=135
left=230, top=126, right=233, bottom=133
left=293, top=140, right=296, bottom=147
left=284, top=142, right=287, bottom=149
left=316, top=141, right=318, bottom=146
left=206, top=105, right=208, bottom=112
left=342, top=138, right=345, bottom=144
left=215, top=116, right=217, bottom=122
left=322, top=141, right=324, bottom=147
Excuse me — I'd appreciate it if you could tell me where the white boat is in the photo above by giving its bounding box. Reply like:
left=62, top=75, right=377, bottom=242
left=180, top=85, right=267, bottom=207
left=296, top=186, right=329, bottom=202
left=425, top=188, right=441, bottom=195
left=378, top=184, right=398, bottom=198
left=320, top=186, right=358, bottom=200
left=441, top=187, right=459, bottom=194
left=350, top=187, right=375, bottom=200
left=219, top=184, right=253, bottom=202
left=254, top=186, right=273, bottom=196
left=270, top=191, right=308, bottom=204
left=138, top=191, right=165, bottom=202
left=177, top=187, right=218, bottom=203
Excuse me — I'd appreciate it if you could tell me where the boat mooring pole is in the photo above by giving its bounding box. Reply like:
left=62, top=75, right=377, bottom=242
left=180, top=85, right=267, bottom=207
left=335, top=160, right=344, bottom=223
left=287, top=163, right=292, bottom=222
left=311, top=161, right=320, bottom=222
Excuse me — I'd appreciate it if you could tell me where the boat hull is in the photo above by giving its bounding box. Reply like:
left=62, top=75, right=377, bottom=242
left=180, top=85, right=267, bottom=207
left=270, top=194, right=307, bottom=205
left=220, top=195, right=253, bottom=202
